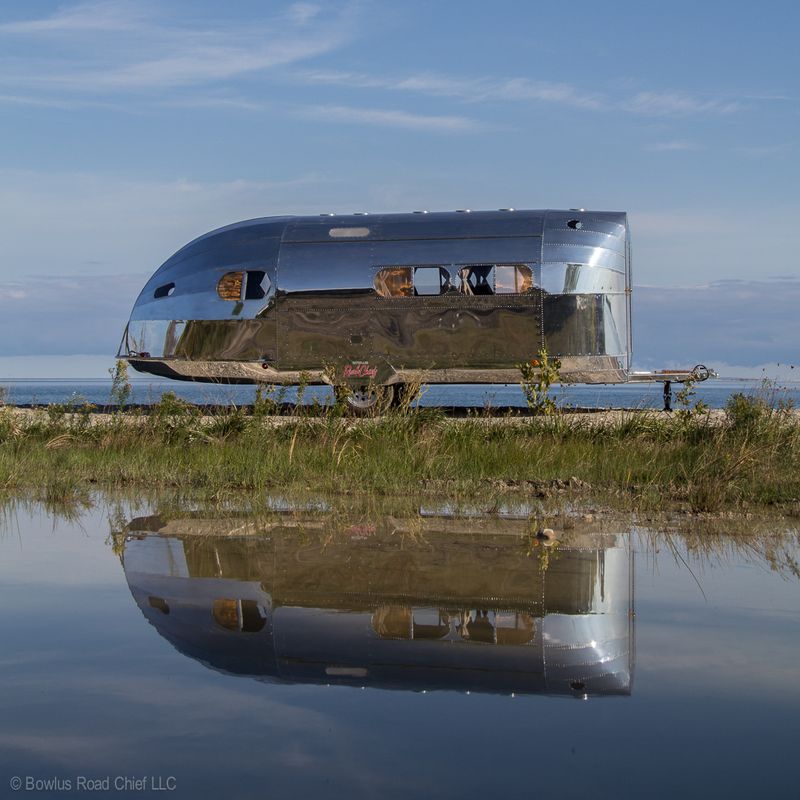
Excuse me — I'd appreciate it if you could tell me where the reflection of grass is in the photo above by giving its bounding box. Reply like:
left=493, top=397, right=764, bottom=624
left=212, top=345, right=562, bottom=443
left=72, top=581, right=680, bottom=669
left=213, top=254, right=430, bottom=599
left=0, top=392, right=799, bottom=512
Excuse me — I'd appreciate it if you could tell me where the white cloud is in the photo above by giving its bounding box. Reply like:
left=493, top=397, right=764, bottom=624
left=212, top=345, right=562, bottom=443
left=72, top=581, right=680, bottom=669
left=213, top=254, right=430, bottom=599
left=643, top=140, right=703, bottom=152
left=297, top=104, right=481, bottom=131
left=625, top=91, right=741, bottom=116
left=491, top=78, right=603, bottom=109
left=0, top=6, right=758, bottom=123
left=298, top=70, right=749, bottom=119
left=158, top=94, right=265, bottom=111
left=0, top=1, right=145, bottom=33
left=734, top=143, right=791, bottom=157
left=0, top=2, right=356, bottom=93
left=298, top=70, right=604, bottom=110
left=286, top=3, right=322, bottom=26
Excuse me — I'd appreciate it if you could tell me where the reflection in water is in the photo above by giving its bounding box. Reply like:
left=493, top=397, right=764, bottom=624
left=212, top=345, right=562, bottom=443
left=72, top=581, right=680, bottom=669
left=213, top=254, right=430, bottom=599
left=120, top=515, right=634, bottom=697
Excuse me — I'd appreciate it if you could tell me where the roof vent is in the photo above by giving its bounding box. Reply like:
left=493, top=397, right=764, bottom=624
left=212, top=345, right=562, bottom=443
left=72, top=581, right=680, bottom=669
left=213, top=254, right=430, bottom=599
left=353, top=212, right=369, bottom=216
left=455, top=208, right=471, bottom=213
left=567, top=219, right=583, bottom=230
left=498, top=208, right=516, bottom=212
left=319, top=212, right=336, bottom=217
left=412, top=210, right=429, bottom=214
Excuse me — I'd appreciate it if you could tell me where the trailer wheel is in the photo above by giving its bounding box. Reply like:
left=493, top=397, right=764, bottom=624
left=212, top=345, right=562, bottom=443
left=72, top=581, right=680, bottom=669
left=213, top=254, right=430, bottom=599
left=335, top=385, right=395, bottom=415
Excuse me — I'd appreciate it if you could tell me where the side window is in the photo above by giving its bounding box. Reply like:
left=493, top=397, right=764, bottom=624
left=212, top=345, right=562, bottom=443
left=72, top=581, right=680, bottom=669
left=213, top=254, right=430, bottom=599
left=218, top=270, right=271, bottom=302
left=459, top=264, right=495, bottom=295
left=212, top=598, right=267, bottom=633
left=244, top=270, right=270, bottom=300
left=459, top=264, right=534, bottom=295
left=376, top=264, right=532, bottom=298
left=494, top=264, right=533, bottom=294
left=217, top=271, right=244, bottom=301
left=413, top=266, right=451, bottom=296
left=153, top=282, right=175, bottom=299
left=374, top=267, right=413, bottom=298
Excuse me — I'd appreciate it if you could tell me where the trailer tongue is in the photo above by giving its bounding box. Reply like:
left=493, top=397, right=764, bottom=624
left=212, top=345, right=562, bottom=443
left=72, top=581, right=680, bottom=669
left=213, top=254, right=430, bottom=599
left=628, top=365, right=715, bottom=411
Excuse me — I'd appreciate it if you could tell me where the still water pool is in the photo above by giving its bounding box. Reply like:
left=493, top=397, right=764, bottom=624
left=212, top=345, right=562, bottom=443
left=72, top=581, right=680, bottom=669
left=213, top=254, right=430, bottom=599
left=0, top=501, right=798, bottom=799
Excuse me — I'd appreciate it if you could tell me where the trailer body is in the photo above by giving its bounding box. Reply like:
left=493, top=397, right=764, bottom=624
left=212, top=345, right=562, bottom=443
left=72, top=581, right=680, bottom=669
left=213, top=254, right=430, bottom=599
left=120, top=209, right=635, bottom=387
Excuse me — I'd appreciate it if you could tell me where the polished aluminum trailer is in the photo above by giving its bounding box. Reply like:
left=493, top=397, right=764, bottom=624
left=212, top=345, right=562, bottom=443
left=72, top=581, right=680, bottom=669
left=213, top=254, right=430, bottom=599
left=121, top=515, right=633, bottom=696
left=119, top=208, right=706, bottom=406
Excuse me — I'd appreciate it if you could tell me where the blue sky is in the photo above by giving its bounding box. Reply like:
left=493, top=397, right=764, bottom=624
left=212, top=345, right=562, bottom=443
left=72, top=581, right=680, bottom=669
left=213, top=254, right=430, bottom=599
left=0, top=0, right=798, bottom=377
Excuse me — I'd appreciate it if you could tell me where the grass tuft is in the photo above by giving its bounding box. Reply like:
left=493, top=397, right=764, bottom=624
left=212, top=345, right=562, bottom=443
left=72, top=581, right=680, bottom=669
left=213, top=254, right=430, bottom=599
left=0, top=390, right=798, bottom=513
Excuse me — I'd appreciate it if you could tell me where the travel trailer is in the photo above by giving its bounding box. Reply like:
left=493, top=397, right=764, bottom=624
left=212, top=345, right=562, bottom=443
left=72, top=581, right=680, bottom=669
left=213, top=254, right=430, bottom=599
left=119, top=208, right=707, bottom=409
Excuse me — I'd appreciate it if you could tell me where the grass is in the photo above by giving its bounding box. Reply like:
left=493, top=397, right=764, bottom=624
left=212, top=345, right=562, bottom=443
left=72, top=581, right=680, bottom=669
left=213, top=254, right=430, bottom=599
left=1, top=387, right=799, bottom=514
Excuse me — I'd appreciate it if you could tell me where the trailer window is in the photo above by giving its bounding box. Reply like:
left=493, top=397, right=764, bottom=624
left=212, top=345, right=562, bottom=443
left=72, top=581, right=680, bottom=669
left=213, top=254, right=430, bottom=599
left=217, top=271, right=244, bottom=301
left=244, top=270, right=270, bottom=300
left=217, top=270, right=270, bottom=302
left=413, top=266, right=451, bottom=296
left=212, top=598, right=266, bottom=633
left=495, top=264, right=533, bottom=294
left=460, top=264, right=533, bottom=295
left=374, top=267, right=413, bottom=298
left=459, top=265, right=494, bottom=295
left=153, top=282, right=175, bottom=299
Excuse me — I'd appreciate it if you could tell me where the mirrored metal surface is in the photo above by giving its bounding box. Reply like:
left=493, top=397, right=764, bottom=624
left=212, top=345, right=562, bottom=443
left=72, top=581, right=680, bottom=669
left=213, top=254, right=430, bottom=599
left=120, top=514, right=634, bottom=696
left=119, top=209, right=632, bottom=384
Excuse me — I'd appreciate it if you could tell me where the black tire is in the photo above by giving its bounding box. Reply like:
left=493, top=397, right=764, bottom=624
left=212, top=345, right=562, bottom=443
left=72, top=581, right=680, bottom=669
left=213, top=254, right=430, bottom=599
left=334, top=385, right=395, bottom=415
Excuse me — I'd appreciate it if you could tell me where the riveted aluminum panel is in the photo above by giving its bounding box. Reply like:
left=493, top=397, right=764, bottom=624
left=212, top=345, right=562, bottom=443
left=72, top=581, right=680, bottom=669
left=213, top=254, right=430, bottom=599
left=283, top=210, right=546, bottom=243
left=124, top=317, right=279, bottom=363
left=277, top=237, right=542, bottom=294
left=276, top=291, right=543, bottom=371
left=544, top=228, right=627, bottom=254
left=544, top=294, right=627, bottom=358
left=541, top=263, right=627, bottom=294
left=543, top=210, right=627, bottom=237
left=541, top=244, right=627, bottom=272
left=276, top=236, right=544, bottom=369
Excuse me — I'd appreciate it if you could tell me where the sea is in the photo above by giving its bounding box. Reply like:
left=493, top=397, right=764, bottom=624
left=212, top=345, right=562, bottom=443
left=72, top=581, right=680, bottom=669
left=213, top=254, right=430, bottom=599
left=1, top=377, right=799, bottom=410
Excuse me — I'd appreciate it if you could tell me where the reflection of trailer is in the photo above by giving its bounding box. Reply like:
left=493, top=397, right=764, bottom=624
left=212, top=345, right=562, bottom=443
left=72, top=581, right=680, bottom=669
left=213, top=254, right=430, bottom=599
left=121, top=518, right=634, bottom=696
left=119, top=208, right=709, bottom=408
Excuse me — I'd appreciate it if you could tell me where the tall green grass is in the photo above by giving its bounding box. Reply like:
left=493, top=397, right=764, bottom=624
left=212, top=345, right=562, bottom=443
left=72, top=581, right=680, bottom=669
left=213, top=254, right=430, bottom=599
left=0, top=391, right=798, bottom=512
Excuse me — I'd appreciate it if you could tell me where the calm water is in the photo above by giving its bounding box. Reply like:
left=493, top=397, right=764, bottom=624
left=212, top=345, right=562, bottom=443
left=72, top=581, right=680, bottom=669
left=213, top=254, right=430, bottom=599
left=2, top=378, right=800, bottom=409
left=0, top=500, right=798, bottom=799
